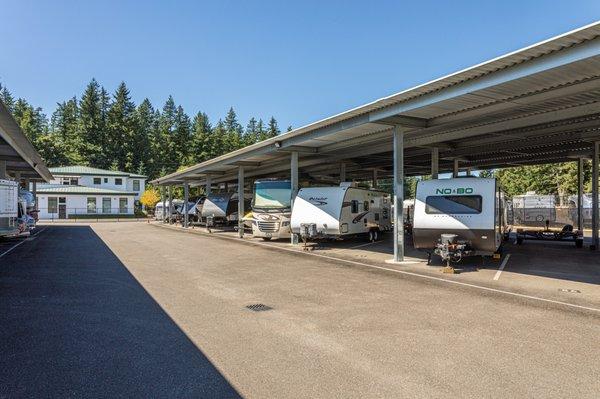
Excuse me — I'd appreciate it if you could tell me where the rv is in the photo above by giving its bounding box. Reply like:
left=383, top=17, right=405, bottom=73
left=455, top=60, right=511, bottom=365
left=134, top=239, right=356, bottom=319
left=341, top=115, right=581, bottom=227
left=413, top=178, right=508, bottom=266
left=155, top=199, right=183, bottom=221
left=290, top=183, right=392, bottom=242
left=512, top=192, right=556, bottom=225
left=251, top=179, right=292, bottom=240
left=201, top=192, right=251, bottom=226
left=0, top=179, right=19, bottom=237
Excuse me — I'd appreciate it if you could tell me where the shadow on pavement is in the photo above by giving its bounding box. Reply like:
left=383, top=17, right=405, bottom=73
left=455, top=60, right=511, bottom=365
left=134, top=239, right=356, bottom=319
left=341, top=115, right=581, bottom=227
left=0, top=225, right=241, bottom=398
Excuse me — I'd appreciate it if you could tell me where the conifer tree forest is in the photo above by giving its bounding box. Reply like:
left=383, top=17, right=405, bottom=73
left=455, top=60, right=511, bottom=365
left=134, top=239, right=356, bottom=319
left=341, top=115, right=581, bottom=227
left=0, top=79, right=282, bottom=180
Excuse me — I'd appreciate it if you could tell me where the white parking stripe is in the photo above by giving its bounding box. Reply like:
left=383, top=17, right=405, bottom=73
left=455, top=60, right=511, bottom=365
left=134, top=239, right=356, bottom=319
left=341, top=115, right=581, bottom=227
left=348, top=241, right=377, bottom=249
left=0, top=227, right=47, bottom=259
left=493, top=254, right=511, bottom=281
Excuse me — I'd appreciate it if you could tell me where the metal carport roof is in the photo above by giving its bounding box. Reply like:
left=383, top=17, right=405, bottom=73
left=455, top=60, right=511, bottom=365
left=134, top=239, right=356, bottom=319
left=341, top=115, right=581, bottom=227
left=0, top=100, right=53, bottom=182
left=152, top=21, right=600, bottom=186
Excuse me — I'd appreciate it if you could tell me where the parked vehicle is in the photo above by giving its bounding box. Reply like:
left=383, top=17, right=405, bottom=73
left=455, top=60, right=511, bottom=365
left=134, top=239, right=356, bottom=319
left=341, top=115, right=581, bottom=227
left=0, top=179, right=19, bottom=237
left=412, top=177, right=508, bottom=269
left=155, top=199, right=183, bottom=221
left=251, top=179, right=292, bottom=240
left=290, top=182, right=392, bottom=242
left=201, top=192, right=251, bottom=227
left=512, top=192, right=556, bottom=225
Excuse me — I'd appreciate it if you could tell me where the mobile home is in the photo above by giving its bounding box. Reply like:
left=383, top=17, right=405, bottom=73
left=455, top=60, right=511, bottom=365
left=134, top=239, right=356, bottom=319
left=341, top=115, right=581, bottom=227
left=290, top=183, right=392, bottom=242
left=251, top=179, right=292, bottom=240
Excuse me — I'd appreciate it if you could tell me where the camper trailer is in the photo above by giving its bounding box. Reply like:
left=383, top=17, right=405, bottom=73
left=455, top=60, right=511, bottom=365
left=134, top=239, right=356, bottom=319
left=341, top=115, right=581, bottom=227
left=155, top=199, right=183, bottom=221
left=201, top=192, right=251, bottom=226
left=251, top=179, right=292, bottom=240
left=0, top=179, right=19, bottom=237
left=413, top=178, right=508, bottom=267
left=290, top=183, right=392, bottom=242
left=512, top=192, right=556, bottom=225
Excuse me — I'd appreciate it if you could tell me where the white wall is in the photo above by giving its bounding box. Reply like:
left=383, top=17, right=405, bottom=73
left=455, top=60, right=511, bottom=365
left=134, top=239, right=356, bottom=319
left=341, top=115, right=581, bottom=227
left=37, top=194, right=136, bottom=219
left=50, top=174, right=145, bottom=200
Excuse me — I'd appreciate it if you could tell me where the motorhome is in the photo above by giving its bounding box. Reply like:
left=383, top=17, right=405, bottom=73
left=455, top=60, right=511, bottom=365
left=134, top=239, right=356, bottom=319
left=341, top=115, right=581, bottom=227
left=251, top=179, right=292, bottom=240
left=0, top=179, right=19, bottom=237
left=412, top=177, right=508, bottom=266
left=290, top=183, right=392, bottom=242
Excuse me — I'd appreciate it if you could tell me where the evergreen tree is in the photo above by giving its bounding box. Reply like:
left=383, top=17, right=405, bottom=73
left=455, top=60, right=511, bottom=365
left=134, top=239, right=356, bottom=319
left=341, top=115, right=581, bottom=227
left=173, top=105, right=192, bottom=165
left=224, top=107, right=243, bottom=151
left=107, top=82, right=136, bottom=171
left=267, top=116, right=280, bottom=138
left=134, top=99, right=155, bottom=177
left=51, top=97, right=82, bottom=164
left=158, top=96, right=178, bottom=173
left=0, top=85, right=15, bottom=112
left=78, top=79, right=105, bottom=167
left=191, top=111, right=212, bottom=163
left=244, top=117, right=259, bottom=145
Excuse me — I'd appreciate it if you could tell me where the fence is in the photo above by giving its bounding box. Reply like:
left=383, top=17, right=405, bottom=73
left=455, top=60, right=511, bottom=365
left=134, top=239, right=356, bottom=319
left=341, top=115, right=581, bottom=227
left=37, top=207, right=149, bottom=222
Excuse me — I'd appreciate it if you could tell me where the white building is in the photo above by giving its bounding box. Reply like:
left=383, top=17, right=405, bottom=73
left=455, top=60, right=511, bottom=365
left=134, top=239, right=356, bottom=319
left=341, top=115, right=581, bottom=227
left=36, top=166, right=146, bottom=220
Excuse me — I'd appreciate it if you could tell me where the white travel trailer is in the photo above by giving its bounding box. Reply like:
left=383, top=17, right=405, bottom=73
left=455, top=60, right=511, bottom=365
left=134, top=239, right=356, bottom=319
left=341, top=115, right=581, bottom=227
left=251, top=179, right=292, bottom=240
left=413, top=178, right=507, bottom=266
left=155, top=199, right=183, bottom=221
left=290, top=183, right=392, bottom=242
left=0, top=180, right=19, bottom=237
left=201, top=192, right=251, bottom=226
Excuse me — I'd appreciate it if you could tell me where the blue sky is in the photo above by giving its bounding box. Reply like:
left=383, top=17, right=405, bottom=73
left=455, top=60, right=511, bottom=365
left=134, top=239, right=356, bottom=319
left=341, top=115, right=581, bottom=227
left=1, top=0, right=599, bottom=130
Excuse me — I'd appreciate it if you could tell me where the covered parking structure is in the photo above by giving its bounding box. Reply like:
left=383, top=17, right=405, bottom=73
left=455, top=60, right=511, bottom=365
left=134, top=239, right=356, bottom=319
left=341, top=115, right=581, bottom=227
left=0, top=101, right=53, bottom=187
left=152, top=22, right=600, bottom=262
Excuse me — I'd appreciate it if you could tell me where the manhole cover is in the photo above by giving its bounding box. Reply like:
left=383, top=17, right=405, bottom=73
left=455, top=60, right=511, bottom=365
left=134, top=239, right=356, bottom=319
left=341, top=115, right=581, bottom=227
left=246, top=304, right=273, bottom=312
left=559, top=289, right=581, bottom=293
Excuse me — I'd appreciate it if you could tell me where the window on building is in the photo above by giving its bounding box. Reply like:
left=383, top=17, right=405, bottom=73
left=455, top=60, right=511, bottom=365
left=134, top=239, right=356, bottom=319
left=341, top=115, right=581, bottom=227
left=104, top=178, right=108, bottom=183
left=119, top=198, right=128, bottom=213
left=102, top=197, right=111, bottom=214
left=48, top=197, right=58, bottom=214
left=87, top=197, right=97, bottom=213
left=132, top=180, right=140, bottom=191
left=93, top=177, right=101, bottom=185
left=60, top=177, right=78, bottom=185
left=115, top=178, right=123, bottom=185
left=70, top=178, right=78, bottom=185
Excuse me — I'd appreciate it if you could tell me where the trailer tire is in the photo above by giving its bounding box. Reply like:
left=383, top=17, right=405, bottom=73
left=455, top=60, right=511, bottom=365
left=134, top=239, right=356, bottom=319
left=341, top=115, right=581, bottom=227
left=368, top=230, right=374, bottom=242
left=516, top=236, right=523, bottom=245
left=373, top=230, right=379, bottom=241
left=576, top=239, right=583, bottom=248
left=262, top=237, right=272, bottom=241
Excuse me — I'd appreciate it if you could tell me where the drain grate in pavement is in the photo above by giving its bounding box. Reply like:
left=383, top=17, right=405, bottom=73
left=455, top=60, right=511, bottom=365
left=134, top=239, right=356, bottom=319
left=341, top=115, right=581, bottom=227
left=559, top=289, right=581, bottom=293
left=246, top=303, right=273, bottom=312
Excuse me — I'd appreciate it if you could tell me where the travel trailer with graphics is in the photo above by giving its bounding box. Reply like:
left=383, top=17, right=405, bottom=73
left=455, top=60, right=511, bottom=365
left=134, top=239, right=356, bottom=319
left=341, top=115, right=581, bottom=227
left=290, top=183, right=392, bottom=242
left=250, top=179, right=292, bottom=240
left=201, top=192, right=251, bottom=226
left=412, top=177, right=508, bottom=267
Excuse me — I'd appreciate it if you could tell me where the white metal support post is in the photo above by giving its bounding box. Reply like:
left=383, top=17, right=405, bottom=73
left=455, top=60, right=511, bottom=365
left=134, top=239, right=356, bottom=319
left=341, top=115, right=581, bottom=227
left=206, top=175, right=212, bottom=195
left=453, top=159, right=459, bottom=178
left=340, top=162, right=346, bottom=182
left=372, top=169, right=378, bottom=189
left=183, top=182, right=189, bottom=228
left=291, top=151, right=299, bottom=245
left=431, top=148, right=439, bottom=179
left=238, top=167, right=245, bottom=238
left=161, top=186, right=166, bottom=222
left=167, top=185, right=172, bottom=223
left=392, top=126, right=405, bottom=262
left=592, top=142, right=599, bottom=250
left=578, top=158, right=584, bottom=231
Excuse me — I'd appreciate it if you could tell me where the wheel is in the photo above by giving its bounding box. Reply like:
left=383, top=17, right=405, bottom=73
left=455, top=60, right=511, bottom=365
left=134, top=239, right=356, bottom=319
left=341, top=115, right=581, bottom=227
left=575, top=239, right=583, bottom=248
left=373, top=230, right=379, bottom=241
left=516, top=236, right=523, bottom=245
left=368, top=230, right=374, bottom=242
left=262, top=237, right=272, bottom=241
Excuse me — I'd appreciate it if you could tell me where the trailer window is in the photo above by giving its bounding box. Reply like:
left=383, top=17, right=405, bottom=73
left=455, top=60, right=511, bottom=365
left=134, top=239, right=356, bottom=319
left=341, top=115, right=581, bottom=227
left=425, top=195, right=482, bottom=214
left=351, top=200, right=359, bottom=213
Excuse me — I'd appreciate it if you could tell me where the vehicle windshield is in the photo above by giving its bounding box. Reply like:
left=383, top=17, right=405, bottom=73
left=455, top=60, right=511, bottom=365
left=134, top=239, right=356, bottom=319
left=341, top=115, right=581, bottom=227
left=254, top=181, right=292, bottom=210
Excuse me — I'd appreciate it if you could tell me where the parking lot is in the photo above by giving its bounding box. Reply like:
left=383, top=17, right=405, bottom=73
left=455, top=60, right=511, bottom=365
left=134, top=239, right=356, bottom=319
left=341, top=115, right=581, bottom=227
left=1, top=222, right=599, bottom=398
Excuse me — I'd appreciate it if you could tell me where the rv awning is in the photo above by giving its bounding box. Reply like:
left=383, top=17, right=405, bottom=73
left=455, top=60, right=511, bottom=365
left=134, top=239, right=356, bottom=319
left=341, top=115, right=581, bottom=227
left=152, top=21, right=600, bottom=186
left=0, top=100, right=53, bottom=182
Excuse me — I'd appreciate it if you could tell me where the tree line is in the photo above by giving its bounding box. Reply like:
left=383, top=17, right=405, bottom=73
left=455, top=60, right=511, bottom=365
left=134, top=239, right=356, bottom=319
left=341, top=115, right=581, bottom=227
left=0, top=79, right=287, bottom=180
